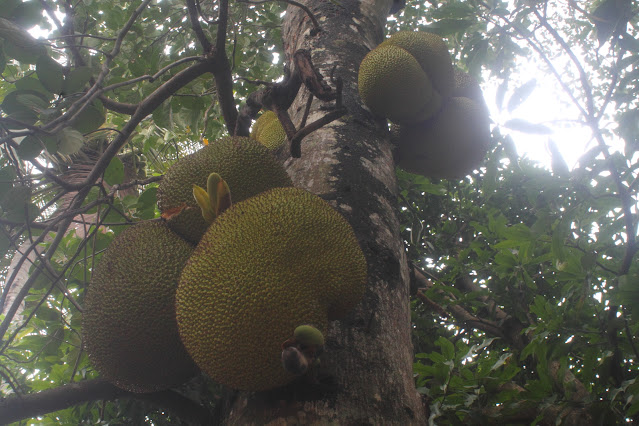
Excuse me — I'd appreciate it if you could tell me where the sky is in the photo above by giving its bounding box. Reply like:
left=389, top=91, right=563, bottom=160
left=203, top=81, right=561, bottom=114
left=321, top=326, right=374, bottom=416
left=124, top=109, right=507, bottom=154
left=483, top=55, right=597, bottom=171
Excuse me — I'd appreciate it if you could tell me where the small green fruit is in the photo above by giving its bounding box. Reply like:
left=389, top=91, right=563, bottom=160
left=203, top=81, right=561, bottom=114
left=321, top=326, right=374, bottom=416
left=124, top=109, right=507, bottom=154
left=294, top=324, right=325, bottom=348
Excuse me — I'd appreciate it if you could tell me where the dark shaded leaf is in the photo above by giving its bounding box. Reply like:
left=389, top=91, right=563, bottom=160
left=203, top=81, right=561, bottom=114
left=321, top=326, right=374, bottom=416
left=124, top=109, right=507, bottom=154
left=62, top=66, right=94, bottom=95
left=71, top=100, right=105, bottom=134
left=504, top=118, right=552, bottom=135
left=507, top=78, right=536, bottom=112
left=16, top=134, right=45, bottom=160
left=36, top=55, right=65, bottom=95
left=56, top=128, right=84, bottom=155
left=591, top=0, right=631, bottom=46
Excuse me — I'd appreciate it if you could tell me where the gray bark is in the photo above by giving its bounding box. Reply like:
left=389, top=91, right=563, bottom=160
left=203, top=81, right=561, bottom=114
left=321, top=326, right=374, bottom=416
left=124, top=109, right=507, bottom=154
left=226, top=1, right=425, bottom=423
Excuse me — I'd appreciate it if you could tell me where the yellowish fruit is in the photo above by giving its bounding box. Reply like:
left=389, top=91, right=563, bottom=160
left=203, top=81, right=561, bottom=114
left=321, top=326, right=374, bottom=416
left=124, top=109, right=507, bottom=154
left=176, top=187, right=367, bottom=391
left=251, top=111, right=286, bottom=150
left=397, top=97, right=491, bottom=179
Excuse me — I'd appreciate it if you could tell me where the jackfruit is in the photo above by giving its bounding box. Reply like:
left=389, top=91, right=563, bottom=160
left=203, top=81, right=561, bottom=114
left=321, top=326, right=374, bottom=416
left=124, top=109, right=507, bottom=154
left=451, top=68, right=488, bottom=114
left=176, top=187, right=367, bottom=391
left=358, top=31, right=454, bottom=124
left=82, top=221, right=198, bottom=393
left=250, top=110, right=286, bottom=150
left=156, top=136, right=292, bottom=244
left=397, top=97, right=491, bottom=179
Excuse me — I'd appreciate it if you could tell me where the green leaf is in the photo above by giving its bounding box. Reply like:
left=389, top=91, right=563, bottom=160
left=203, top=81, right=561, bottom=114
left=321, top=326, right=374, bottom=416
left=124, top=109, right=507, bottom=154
left=15, top=76, right=54, bottom=100
left=56, top=128, right=84, bottom=155
left=436, top=336, right=455, bottom=361
left=0, top=229, right=11, bottom=256
left=71, top=100, right=105, bottom=134
left=16, top=134, right=44, bottom=160
left=62, top=66, right=94, bottom=95
left=16, top=93, right=48, bottom=111
left=36, top=55, right=65, bottom=94
left=0, top=166, right=16, bottom=198
left=10, top=1, right=43, bottom=28
left=104, top=157, right=124, bottom=186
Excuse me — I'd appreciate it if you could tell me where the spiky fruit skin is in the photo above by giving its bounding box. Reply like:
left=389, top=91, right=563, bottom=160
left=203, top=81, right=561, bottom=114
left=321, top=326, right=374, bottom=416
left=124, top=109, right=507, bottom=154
left=156, top=136, right=292, bottom=244
left=176, top=187, right=367, bottom=391
left=358, top=31, right=454, bottom=124
left=381, top=31, right=454, bottom=101
left=83, top=221, right=197, bottom=393
left=250, top=111, right=286, bottom=150
left=397, top=97, right=490, bottom=179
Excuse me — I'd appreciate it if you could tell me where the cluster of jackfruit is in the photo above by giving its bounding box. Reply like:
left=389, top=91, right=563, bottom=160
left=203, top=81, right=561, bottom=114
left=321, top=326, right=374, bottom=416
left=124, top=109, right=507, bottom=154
left=156, top=136, right=292, bottom=244
left=358, top=31, right=491, bottom=178
left=83, top=136, right=367, bottom=393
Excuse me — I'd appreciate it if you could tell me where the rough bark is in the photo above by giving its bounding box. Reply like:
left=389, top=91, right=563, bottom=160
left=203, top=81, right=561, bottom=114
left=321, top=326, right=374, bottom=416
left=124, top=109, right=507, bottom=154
left=225, top=1, right=425, bottom=424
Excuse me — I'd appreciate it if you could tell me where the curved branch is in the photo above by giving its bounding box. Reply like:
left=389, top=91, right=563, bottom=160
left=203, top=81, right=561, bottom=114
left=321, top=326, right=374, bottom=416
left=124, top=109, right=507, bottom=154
left=0, top=379, right=215, bottom=425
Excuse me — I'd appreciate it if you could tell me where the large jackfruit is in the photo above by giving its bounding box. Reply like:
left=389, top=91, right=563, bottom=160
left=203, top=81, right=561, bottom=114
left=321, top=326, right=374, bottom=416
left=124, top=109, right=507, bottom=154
left=156, top=136, right=292, bottom=244
left=82, top=221, right=198, bottom=393
left=397, top=97, right=491, bottom=179
left=176, top=187, right=367, bottom=391
left=250, top=110, right=286, bottom=150
left=358, top=31, right=454, bottom=124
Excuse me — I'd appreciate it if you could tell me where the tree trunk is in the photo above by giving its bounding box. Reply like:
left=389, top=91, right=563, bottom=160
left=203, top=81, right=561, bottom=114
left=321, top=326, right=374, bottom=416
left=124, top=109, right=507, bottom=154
left=225, top=1, right=425, bottom=423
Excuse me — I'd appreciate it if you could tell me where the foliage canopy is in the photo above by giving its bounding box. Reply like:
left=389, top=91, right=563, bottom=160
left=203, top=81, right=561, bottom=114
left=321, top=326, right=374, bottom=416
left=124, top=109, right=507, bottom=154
left=0, top=0, right=638, bottom=424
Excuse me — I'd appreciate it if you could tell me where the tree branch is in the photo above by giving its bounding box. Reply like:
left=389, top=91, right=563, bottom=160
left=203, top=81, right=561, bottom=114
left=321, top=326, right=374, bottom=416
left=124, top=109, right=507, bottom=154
left=0, top=379, right=215, bottom=425
left=186, top=0, right=213, bottom=52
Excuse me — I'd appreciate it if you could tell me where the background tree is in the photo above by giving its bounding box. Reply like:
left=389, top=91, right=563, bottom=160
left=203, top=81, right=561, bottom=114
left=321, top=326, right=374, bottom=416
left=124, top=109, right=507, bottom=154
left=0, top=0, right=638, bottom=425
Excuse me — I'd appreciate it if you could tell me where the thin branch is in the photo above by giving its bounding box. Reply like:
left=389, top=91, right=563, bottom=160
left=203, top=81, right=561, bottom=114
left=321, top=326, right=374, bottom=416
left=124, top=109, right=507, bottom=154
left=412, top=268, right=506, bottom=340
left=98, top=96, right=137, bottom=115
left=532, top=8, right=595, bottom=116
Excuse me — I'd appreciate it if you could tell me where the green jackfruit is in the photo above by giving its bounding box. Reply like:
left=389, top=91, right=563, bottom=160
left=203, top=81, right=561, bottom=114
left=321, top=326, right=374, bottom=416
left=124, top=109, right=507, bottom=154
left=397, top=97, right=491, bottom=179
left=381, top=31, right=454, bottom=100
left=157, top=136, right=292, bottom=244
left=82, top=221, right=198, bottom=393
left=358, top=31, right=454, bottom=124
left=176, top=187, right=367, bottom=391
left=251, top=111, right=286, bottom=150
